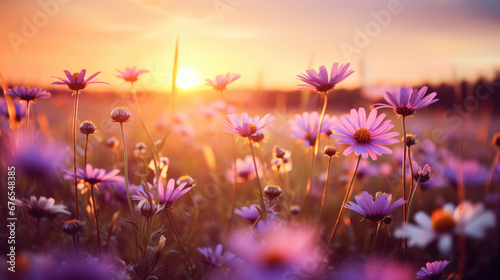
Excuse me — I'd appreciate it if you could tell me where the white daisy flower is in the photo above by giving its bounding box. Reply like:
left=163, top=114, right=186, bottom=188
left=395, top=200, right=496, bottom=254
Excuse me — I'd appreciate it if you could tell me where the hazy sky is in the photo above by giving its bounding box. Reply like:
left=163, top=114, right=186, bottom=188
left=1, top=0, right=499, bottom=92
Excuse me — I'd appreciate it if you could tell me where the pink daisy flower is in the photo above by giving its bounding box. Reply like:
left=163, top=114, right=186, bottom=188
left=6, top=87, right=51, bottom=103
left=416, top=260, right=450, bottom=279
left=374, top=86, right=438, bottom=117
left=51, top=69, right=108, bottom=92
left=132, top=179, right=192, bottom=208
left=234, top=204, right=260, bottom=224
left=331, top=107, right=399, bottom=160
left=344, top=191, right=406, bottom=222
left=226, top=155, right=262, bottom=183
left=297, top=63, right=354, bottom=92
left=63, top=164, right=121, bottom=186
left=289, top=111, right=336, bottom=148
left=222, top=113, right=275, bottom=138
left=206, top=73, right=241, bottom=91
left=116, top=66, right=149, bottom=83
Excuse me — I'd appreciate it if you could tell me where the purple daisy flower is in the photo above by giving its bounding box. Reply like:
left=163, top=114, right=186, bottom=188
left=416, top=260, right=450, bottom=279
left=63, top=164, right=121, bottom=186
left=16, top=196, right=70, bottom=219
left=234, top=204, right=261, bottom=224
left=116, top=66, right=149, bottom=83
left=344, top=191, right=406, bottom=222
left=6, top=87, right=51, bottom=102
left=132, top=179, right=192, bottom=208
left=374, top=86, right=438, bottom=117
left=226, top=155, right=262, bottom=183
left=51, top=69, right=109, bottom=92
left=206, top=72, right=241, bottom=91
left=197, top=244, right=241, bottom=267
left=297, top=63, right=354, bottom=92
left=289, top=111, right=336, bottom=148
left=332, top=107, right=399, bottom=160
left=443, top=157, right=488, bottom=187
left=0, top=98, right=26, bottom=121
left=222, top=113, right=275, bottom=138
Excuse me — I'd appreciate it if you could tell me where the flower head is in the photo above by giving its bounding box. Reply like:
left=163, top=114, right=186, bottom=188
left=344, top=191, right=406, bottom=222
left=17, top=196, right=70, bottom=219
left=412, top=161, right=431, bottom=183
left=132, top=179, right=193, bottom=208
left=51, top=69, right=108, bottom=92
left=297, top=63, right=354, bottom=92
left=416, top=260, right=450, bottom=279
left=332, top=107, right=399, bottom=160
left=0, top=98, right=26, bottom=121
left=63, top=164, right=120, bottom=186
left=443, top=157, right=488, bottom=187
left=110, top=107, right=131, bottom=123
left=289, top=111, right=336, bottom=148
left=197, top=244, right=241, bottom=267
left=116, top=67, right=149, bottom=83
left=206, top=73, right=240, bottom=91
left=234, top=204, right=261, bottom=224
left=135, top=199, right=165, bottom=217
left=6, top=87, right=51, bottom=102
left=79, top=121, right=96, bottom=135
left=223, top=113, right=275, bottom=138
left=395, top=201, right=496, bottom=254
left=375, top=86, right=438, bottom=117
left=226, top=155, right=262, bottom=183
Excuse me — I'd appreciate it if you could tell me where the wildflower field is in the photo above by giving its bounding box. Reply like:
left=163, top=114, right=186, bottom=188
left=1, top=1, right=500, bottom=280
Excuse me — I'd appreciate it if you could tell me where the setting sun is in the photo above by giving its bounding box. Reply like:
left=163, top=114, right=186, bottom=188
left=176, top=68, right=202, bottom=89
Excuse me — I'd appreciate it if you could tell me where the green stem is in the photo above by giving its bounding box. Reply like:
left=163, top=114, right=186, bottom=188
left=120, top=123, right=134, bottom=218
left=401, top=116, right=408, bottom=261
left=249, top=140, right=266, bottom=214
left=25, top=101, right=30, bottom=141
left=316, top=156, right=332, bottom=235
left=370, top=222, right=382, bottom=264
left=323, top=155, right=361, bottom=257
left=131, top=82, right=160, bottom=191
left=303, top=92, right=328, bottom=209
left=166, top=210, right=194, bottom=272
left=90, top=184, right=101, bottom=257
left=72, top=90, right=80, bottom=256
left=407, top=176, right=422, bottom=222
left=84, top=135, right=89, bottom=167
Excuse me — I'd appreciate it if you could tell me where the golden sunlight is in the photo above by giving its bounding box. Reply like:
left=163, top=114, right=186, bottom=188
left=176, top=67, right=202, bottom=89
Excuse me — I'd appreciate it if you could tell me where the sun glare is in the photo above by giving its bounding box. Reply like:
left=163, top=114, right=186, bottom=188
left=176, top=68, right=201, bottom=90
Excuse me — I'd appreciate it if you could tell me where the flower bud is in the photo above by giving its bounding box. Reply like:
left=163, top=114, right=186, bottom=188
left=405, top=134, right=417, bottom=146
left=79, top=120, right=96, bottom=135
left=492, top=132, right=500, bottom=149
left=106, top=137, right=119, bottom=150
left=177, top=175, right=197, bottom=188
left=290, top=204, right=301, bottom=215
left=110, top=107, right=131, bottom=123
left=264, top=185, right=282, bottom=200
left=134, top=142, right=147, bottom=158
left=323, top=145, right=338, bottom=157
left=136, top=200, right=164, bottom=217
left=273, top=145, right=286, bottom=159
left=250, top=131, right=265, bottom=143
left=63, top=219, right=83, bottom=235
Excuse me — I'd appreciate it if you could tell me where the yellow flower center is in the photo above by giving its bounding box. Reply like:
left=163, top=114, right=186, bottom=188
left=354, top=128, right=371, bottom=143
left=249, top=123, right=257, bottom=135
left=72, top=72, right=80, bottom=81
left=431, top=209, right=456, bottom=232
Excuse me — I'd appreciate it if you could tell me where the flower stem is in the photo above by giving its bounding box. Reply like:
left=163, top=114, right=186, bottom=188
left=485, top=149, right=500, bottom=194
left=401, top=116, right=408, bottom=260
left=323, top=155, right=361, bottom=258
left=407, top=145, right=414, bottom=200
left=303, top=92, right=328, bottom=209
left=120, top=123, right=135, bottom=218
left=25, top=101, right=30, bottom=141
left=406, top=176, right=421, bottom=222
left=84, top=135, right=89, bottom=167
left=316, top=155, right=332, bottom=235
left=90, top=184, right=101, bottom=257
left=131, top=82, right=160, bottom=190
left=166, top=210, right=195, bottom=273
left=370, top=222, right=382, bottom=264
left=71, top=90, right=80, bottom=256
left=221, top=90, right=239, bottom=237
left=249, top=140, right=266, bottom=214
left=72, top=90, right=80, bottom=220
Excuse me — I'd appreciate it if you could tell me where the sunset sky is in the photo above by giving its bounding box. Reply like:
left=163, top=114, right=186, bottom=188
left=1, top=0, right=500, bottom=93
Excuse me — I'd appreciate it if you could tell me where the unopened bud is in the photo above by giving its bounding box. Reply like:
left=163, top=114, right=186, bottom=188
left=290, top=204, right=301, bottom=215
left=323, top=145, right=338, bottom=157
left=63, top=219, right=83, bottom=235
left=79, top=121, right=96, bottom=135
left=177, top=175, right=197, bottom=188
left=264, top=185, right=282, bottom=200
left=405, top=134, right=417, bottom=146
left=110, top=107, right=131, bottom=123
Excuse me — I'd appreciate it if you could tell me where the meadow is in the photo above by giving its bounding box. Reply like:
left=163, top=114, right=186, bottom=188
left=1, top=65, right=499, bottom=280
